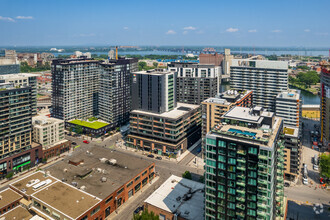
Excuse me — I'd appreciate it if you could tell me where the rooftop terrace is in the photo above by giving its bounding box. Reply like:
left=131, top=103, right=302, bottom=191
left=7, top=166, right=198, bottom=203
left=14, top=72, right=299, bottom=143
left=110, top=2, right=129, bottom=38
left=208, top=106, right=282, bottom=148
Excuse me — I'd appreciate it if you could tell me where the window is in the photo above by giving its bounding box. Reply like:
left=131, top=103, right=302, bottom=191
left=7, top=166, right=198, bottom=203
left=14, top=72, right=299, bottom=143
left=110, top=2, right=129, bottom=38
left=126, top=181, right=133, bottom=188
left=206, top=138, right=216, bottom=145
left=135, top=176, right=140, bottom=182
left=248, top=147, right=257, bottom=155
left=105, top=196, right=113, bottom=204
left=117, top=188, right=124, bottom=195
left=91, top=206, right=100, bottom=216
left=142, top=170, right=148, bottom=176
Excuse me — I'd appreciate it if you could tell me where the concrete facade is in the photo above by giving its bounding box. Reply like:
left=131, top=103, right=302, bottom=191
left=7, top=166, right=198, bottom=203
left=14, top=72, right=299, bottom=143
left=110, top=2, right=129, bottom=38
left=231, top=59, right=288, bottom=112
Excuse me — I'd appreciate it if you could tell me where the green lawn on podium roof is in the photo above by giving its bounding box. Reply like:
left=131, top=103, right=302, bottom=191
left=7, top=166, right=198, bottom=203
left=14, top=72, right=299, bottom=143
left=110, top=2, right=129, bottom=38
left=69, top=119, right=109, bottom=129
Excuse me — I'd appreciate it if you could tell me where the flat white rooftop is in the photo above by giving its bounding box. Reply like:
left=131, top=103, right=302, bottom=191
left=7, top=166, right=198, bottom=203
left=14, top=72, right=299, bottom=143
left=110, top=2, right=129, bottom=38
left=133, top=69, right=174, bottom=76
left=132, top=103, right=199, bottom=119
left=144, top=175, right=204, bottom=220
left=224, top=107, right=262, bottom=122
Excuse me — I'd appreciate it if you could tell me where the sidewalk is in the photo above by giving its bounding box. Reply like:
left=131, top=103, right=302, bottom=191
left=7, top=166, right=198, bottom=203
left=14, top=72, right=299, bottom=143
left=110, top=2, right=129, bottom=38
left=176, top=139, right=201, bottom=162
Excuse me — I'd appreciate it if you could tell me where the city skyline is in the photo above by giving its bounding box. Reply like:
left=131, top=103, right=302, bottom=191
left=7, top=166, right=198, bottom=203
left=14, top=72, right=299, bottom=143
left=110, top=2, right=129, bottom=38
left=1, top=0, right=330, bottom=47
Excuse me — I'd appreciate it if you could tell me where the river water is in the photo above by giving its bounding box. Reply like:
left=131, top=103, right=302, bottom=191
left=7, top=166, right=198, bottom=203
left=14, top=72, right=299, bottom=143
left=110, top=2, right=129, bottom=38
left=220, top=83, right=320, bottom=105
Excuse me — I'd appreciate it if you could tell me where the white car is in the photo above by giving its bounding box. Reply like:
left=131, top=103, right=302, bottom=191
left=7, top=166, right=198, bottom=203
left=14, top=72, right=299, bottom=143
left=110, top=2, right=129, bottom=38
left=313, top=164, right=319, bottom=171
left=303, top=177, right=308, bottom=185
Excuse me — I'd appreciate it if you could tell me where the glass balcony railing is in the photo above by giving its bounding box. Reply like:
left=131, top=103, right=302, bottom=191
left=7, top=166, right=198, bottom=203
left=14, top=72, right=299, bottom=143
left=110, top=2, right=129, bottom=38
left=237, top=196, right=245, bottom=202
left=237, top=181, right=246, bottom=187
left=258, top=179, right=268, bottom=185
left=237, top=166, right=246, bottom=171
left=237, top=189, right=245, bottom=195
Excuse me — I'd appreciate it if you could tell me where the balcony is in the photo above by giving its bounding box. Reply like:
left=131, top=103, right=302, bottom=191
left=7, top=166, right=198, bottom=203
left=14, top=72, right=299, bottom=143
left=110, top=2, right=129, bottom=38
left=237, top=166, right=246, bottom=171
left=237, top=158, right=246, bottom=164
left=257, top=210, right=267, bottom=218
left=236, top=196, right=245, bottom=202
left=258, top=179, right=268, bottom=185
left=257, top=203, right=267, bottom=210
left=237, top=189, right=245, bottom=195
left=237, top=181, right=246, bottom=187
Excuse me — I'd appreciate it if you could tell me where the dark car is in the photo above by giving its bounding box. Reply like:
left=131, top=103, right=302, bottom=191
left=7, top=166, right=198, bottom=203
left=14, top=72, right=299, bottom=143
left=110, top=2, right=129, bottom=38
left=147, top=154, right=154, bottom=158
left=156, top=156, right=162, bottom=160
left=71, top=142, right=77, bottom=145
left=134, top=206, right=144, bottom=214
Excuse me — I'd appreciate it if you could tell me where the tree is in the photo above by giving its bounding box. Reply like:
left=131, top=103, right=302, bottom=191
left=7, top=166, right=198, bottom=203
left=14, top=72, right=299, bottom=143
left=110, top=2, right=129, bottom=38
left=153, top=62, right=158, bottom=68
left=133, top=209, right=159, bottom=220
left=138, top=62, right=147, bottom=71
left=182, top=171, right=192, bottom=180
left=320, top=153, right=330, bottom=179
left=75, top=125, right=83, bottom=134
left=6, top=172, right=14, bottom=179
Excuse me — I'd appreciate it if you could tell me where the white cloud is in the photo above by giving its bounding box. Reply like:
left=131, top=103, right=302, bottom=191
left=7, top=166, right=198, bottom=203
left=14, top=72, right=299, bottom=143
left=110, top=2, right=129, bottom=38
left=226, top=27, right=239, bottom=33
left=183, top=26, right=196, bottom=30
left=123, top=27, right=129, bottom=30
left=166, top=30, right=176, bottom=35
left=271, top=29, right=282, bottom=33
left=0, top=16, right=15, bottom=22
left=16, top=16, right=33, bottom=20
left=304, top=29, right=310, bottom=32
left=248, top=29, right=257, bottom=33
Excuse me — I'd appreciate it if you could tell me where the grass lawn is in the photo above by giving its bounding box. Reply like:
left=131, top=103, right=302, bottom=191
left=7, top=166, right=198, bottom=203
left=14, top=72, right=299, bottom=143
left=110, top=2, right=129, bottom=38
left=69, top=119, right=109, bottom=129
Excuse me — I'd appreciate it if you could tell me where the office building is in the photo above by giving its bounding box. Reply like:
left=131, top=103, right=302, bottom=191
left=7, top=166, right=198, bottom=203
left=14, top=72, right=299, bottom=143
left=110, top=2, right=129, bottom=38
left=320, top=61, right=330, bottom=149
left=205, top=106, right=285, bottom=220
left=168, top=62, right=221, bottom=105
left=0, top=82, right=42, bottom=179
left=99, top=57, right=138, bottom=127
left=282, top=126, right=301, bottom=181
left=131, top=69, right=176, bottom=114
left=51, top=56, right=138, bottom=129
left=202, top=90, right=253, bottom=139
left=144, top=175, right=205, bottom=220
left=127, top=103, right=201, bottom=156
left=231, top=59, right=288, bottom=112
left=0, top=73, right=38, bottom=115
left=51, top=58, right=100, bottom=121
left=276, top=89, right=302, bottom=129
left=0, top=64, right=20, bottom=75
left=32, top=115, right=71, bottom=159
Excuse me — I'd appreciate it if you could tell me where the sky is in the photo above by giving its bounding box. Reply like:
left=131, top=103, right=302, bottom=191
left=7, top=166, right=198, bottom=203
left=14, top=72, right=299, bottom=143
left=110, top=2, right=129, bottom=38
left=1, top=0, right=330, bottom=47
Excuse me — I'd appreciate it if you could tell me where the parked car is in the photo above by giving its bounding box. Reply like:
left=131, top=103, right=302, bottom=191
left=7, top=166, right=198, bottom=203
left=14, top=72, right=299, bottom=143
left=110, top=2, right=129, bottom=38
left=156, top=156, right=162, bottom=160
left=147, top=154, right=154, bottom=158
left=134, top=205, right=144, bottom=214
left=83, top=140, right=89, bottom=144
left=303, top=177, right=308, bottom=185
left=71, top=142, right=77, bottom=145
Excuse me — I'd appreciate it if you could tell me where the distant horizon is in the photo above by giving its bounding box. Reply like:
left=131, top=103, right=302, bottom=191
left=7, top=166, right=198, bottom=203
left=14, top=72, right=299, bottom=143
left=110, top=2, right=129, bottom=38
left=1, top=0, right=330, bottom=47
left=0, top=45, right=329, bottom=50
